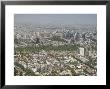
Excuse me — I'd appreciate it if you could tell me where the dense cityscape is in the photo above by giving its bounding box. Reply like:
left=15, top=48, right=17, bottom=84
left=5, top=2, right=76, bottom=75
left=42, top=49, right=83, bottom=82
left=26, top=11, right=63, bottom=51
left=14, top=23, right=97, bottom=76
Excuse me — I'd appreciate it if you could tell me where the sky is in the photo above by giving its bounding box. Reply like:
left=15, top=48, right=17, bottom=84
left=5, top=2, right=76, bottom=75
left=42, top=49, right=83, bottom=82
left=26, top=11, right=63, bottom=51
left=14, top=14, right=97, bottom=25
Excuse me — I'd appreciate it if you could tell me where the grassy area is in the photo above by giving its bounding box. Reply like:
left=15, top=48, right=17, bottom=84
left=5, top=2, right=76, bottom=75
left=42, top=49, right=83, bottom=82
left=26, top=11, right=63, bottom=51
left=14, top=62, right=25, bottom=71
left=15, top=44, right=78, bottom=53
left=14, top=62, right=36, bottom=76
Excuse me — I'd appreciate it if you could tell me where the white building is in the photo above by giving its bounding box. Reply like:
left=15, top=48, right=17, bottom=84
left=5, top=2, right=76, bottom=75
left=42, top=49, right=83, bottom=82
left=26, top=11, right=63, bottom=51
left=79, top=47, right=84, bottom=56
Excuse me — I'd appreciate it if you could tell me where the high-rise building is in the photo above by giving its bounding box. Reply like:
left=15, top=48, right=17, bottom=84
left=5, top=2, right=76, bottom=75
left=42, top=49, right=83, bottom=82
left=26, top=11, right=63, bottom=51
left=79, top=47, right=84, bottom=56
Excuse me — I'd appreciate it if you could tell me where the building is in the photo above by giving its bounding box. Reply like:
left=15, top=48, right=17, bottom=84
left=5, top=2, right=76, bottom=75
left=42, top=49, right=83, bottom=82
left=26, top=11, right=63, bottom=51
left=79, top=47, right=85, bottom=56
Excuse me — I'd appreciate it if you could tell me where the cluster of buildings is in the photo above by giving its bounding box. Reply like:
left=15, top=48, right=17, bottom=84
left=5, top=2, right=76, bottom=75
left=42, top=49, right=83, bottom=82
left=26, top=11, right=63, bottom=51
left=14, top=24, right=97, bottom=76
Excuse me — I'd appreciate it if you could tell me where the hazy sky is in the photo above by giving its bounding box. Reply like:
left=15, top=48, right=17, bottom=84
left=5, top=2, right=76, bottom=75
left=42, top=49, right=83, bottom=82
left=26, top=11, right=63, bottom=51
left=14, top=14, right=97, bottom=25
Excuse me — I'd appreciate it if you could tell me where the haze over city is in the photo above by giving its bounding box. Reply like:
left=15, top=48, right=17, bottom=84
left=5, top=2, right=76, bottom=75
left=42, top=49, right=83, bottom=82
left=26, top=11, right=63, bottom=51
left=14, top=14, right=97, bottom=76
left=15, top=14, right=97, bottom=25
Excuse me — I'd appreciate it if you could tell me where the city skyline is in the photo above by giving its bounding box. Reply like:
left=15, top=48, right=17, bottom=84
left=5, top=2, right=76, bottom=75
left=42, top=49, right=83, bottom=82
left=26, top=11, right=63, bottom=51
left=14, top=14, right=97, bottom=76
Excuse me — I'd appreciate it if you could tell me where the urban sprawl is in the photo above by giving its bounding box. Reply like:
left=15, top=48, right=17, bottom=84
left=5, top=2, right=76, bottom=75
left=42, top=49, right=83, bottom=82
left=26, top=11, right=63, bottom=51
left=14, top=24, right=97, bottom=76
